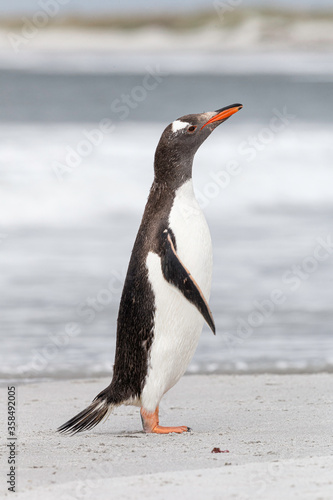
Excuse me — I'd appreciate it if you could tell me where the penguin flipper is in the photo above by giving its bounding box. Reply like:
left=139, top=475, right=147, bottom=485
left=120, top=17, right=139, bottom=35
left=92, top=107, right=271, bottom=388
left=161, top=230, right=216, bottom=334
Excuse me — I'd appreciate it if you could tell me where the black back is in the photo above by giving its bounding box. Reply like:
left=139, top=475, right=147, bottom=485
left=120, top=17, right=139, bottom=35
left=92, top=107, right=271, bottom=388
left=107, top=181, right=176, bottom=404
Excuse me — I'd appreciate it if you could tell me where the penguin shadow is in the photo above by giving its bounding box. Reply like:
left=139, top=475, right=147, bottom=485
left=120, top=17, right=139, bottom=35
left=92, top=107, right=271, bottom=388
left=92, top=429, right=146, bottom=438
left=113, top=432, right=144, bottom=438
left=91, top=416, right=145, bottom=438
left=93, top=429, right=192, bottom=438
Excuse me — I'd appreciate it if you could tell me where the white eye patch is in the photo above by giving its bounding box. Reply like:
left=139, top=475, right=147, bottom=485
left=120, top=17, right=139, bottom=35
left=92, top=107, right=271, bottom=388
left=171, top=120, right=190, bottom=133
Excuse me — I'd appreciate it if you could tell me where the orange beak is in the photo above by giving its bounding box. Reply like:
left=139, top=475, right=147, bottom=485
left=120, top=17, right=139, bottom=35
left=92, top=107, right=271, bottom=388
left=201, top=103, right=243, bottom=130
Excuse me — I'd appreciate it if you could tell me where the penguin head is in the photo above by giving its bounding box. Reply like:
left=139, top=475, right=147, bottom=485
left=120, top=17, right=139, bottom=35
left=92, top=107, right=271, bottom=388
left=154, top=103, right=243, bottom=186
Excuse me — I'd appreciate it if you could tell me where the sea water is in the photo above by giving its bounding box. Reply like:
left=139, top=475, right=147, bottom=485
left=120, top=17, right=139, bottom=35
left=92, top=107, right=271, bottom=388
left=1, top=51, right=332, bottom=383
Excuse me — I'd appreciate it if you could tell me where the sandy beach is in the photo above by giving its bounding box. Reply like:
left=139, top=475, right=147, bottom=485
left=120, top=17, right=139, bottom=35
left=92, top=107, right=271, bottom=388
left=1, top=374, right=332, bottom=499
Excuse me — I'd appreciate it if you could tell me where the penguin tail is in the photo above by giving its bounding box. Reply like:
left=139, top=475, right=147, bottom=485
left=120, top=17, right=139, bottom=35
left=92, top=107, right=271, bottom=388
left=57, top=386, right=115, bottom=435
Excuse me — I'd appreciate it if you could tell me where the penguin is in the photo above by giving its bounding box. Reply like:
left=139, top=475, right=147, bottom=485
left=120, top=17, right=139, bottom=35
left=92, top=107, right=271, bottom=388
left=58, top=103, right=243, bottom=435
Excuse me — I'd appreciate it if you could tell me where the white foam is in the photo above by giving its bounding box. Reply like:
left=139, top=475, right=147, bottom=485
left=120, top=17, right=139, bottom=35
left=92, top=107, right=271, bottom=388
left=1, top=13, right=333, bottom=58
left=1, top=121, right=333, bottom=228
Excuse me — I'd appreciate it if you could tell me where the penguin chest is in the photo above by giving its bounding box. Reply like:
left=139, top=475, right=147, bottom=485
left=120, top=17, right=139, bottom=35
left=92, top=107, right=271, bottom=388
left=142, top=180, right=212, bottom=412
left=168, top=179, right=213, bottom=298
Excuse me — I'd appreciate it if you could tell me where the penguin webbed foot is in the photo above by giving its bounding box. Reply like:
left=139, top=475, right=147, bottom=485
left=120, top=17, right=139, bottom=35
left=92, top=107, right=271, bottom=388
left=149, top=424, right=191, bottom=434
left=140, top=406, right=191, bottom=434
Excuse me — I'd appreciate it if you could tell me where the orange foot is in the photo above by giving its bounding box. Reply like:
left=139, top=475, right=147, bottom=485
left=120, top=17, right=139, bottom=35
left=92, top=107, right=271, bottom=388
left=140, top=406, right=191, bottom=434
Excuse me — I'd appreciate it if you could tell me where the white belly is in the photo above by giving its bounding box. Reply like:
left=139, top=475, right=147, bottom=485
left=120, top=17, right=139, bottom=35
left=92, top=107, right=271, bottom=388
left=141, top=180, right=213, bottom=412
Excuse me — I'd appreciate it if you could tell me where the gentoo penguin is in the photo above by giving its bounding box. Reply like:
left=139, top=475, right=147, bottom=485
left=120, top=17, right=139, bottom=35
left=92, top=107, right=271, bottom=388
left=58, top=103, right=243, bottom=435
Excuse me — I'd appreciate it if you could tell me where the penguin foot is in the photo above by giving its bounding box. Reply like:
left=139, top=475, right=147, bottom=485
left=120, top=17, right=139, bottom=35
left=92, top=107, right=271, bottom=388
left=150, top=425, right=190, bottom=434
left=140, top=407, right=191, bottom=434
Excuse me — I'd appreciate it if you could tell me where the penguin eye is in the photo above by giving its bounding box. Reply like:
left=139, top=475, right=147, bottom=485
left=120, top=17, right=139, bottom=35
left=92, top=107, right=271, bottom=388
left=187, top=125, right=197, bottom=133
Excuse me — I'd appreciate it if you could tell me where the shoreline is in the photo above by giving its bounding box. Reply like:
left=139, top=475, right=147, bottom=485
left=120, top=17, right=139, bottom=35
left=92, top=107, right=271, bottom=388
left=2, top=366, right=333, bottom=388
left=1, top=373, right=332, bottom=498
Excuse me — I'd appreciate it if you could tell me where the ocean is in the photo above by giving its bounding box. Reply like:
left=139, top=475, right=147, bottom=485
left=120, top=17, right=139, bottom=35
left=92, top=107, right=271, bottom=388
left=1, top=50, right=333, bottom=384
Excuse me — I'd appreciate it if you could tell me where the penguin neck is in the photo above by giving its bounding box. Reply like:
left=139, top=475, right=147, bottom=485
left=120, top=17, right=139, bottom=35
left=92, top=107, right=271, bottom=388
left=153, top=147, right=194, bottom=191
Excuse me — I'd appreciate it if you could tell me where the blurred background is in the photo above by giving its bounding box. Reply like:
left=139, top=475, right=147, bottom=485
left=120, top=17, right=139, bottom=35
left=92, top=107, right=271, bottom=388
left=1, top=0, right=332, bottom=384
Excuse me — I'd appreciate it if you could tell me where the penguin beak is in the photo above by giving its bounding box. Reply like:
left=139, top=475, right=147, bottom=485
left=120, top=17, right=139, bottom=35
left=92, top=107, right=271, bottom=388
left=201, top=103, right=243, bottom=130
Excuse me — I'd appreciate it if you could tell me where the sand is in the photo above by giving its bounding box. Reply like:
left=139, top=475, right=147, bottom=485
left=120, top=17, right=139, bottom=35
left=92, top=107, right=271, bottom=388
left=1, top=374, right=332, bottom=499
